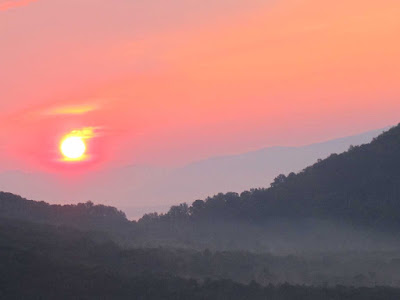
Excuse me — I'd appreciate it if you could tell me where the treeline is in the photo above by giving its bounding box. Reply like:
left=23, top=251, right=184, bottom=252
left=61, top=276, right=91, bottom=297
left=0, top=191, right=129, bottom=230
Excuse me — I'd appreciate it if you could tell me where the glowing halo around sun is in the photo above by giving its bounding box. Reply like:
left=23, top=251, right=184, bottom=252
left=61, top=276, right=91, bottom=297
left=61, top=136, right=86, bottom=160
left=59, top=127, right=95, bottom=162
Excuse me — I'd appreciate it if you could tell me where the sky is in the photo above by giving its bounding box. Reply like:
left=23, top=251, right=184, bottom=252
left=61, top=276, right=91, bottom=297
left=1, top=0, right=400, bottom=175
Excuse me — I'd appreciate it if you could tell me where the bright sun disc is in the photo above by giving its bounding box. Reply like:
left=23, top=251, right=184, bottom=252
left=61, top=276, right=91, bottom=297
left=60, top=136, right=86, bottom=160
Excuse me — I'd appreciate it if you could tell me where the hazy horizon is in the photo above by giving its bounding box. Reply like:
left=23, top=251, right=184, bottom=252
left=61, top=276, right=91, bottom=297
left=0, top=125, right=389, bottom=219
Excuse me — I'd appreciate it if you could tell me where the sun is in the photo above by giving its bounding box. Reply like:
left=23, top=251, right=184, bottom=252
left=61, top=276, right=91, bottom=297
left=60, top=136, right=86, bottom=160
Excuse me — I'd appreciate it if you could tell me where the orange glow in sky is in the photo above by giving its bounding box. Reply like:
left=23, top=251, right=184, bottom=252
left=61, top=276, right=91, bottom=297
left=0, top=0, right=399, bottom=173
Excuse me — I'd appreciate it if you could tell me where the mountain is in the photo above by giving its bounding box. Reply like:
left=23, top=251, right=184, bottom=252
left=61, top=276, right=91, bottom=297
left=127, top=123, right=400, bottom=252
left=130, top=127, right=387, bottom=215
left=0, top=127, right=387, bottom=219
left=147, top=124, right=400, bottom=227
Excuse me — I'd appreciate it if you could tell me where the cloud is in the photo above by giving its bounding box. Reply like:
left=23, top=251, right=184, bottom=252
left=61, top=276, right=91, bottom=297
left=44, top=104, right=100, bottom=116
left=0, top=0, right=38, bottom=11
left=63, top=127, right=101, bottom=140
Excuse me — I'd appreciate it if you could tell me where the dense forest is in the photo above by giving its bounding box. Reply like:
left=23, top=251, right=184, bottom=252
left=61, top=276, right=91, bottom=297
left=2, top=216, right=400, bottom=288
left=2, top=124, right=400, bottom=298
left=1, top=217, right=400, bottom=299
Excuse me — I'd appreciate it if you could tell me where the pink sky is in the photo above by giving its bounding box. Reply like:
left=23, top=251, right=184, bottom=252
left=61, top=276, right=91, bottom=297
left=1, top=0, right=399, bottom=173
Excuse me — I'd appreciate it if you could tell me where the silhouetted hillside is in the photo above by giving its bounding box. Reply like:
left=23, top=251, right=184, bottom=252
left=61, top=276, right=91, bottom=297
left=0, top=192, right=129, bottom=232
left=143, top=123, right=400, bottom=229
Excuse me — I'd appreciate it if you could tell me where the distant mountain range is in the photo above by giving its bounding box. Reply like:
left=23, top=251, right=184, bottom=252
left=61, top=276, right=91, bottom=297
left=0, top=127, right=388, bottom=219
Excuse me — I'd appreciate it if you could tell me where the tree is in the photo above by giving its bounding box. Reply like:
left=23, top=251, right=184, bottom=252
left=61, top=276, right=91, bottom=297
left=271, top=174, right=287, bottom=187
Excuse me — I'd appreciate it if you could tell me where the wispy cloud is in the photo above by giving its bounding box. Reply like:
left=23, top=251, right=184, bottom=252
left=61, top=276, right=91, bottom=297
left=62, top=127, right=100, bottom=140
left=44, top=104, right=100, bottom=116
left=0, top=0, right=38, bottom=11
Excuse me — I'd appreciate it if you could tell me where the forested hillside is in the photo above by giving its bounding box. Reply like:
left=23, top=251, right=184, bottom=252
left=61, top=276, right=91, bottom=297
left=0, top=191, right=129, bottom=230
left=142, top=123, right=400, bottom=228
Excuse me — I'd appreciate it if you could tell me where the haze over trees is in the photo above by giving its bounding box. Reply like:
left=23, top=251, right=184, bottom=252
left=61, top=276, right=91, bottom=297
left=2, top=216, right=400, bottom=299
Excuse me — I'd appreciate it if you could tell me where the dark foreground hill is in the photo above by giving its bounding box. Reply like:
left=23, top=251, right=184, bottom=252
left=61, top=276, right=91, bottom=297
left=3, top=217, right=400, bottom=287
left=1, top=217, right=400, bottom=299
